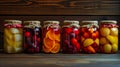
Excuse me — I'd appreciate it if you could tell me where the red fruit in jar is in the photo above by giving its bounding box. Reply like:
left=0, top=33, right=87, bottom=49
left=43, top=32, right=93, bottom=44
left=37, top=38, right=41, bottom=42
left=71, top=38, right=78, bottom=45
left=25, top=32, right=30, bottom=37
left=54, top=29, right=60, bottom=34
left=28, top=48, right=34, bottom=53
left=81, top=28, right=87, bottom=33
left=83, top=32, right=89, bottom=38
left=91, top=31, right=99, bottom=39
left=73, top=28, right=79, bottom=35
left=89, top=28, right=94, bottom=33
left=76, top=43, right=80, bottom=51
left=65, top=28, right=72, bottom=34
left=92, top=42, right=98, bottom=47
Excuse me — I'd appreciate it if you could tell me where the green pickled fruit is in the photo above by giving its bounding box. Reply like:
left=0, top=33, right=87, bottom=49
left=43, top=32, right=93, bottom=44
left=112, top=44, right=118, bottom=53
left=103, top=44, right=112, bottom=53
left=110, top=28, right=118, bottom=36
left=100, top=27, right=110, bottom=37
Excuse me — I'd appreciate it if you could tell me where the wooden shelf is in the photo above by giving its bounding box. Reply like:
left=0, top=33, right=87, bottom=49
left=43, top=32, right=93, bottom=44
left=0, top=53, right=120, bottom=67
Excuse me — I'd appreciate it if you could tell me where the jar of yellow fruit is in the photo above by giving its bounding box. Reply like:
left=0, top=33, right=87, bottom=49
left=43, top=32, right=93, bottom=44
left=100, top=20, right=118, bottom=53
left=4, top=20, right=23, bottom=53
left=42, top=21, right=61, bottom=54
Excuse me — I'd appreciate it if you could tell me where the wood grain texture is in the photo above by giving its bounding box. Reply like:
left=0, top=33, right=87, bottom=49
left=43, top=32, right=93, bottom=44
left=0, top=0, right=119, bottom=15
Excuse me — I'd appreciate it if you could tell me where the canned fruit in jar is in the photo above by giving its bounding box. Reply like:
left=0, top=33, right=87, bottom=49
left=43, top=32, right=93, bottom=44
left=51, top=41, right=60, bottom=53
left=86, top=46, right=95, bottom=53
left=106, top=35, right=115, bottom=44
left=110, top=28, right=118, bottom=36
left=83, top=32, right=89, bottom=38
left=112, top=44, right=118, bottom=53
left=43, top=37, right=55, bottom=49
left=83, top=38, right=94, bottom=47
left=100, top=37, right=108, bottom=45
left=25, top=31, right=31, bottom=37
left=95, top=38, right=99, bottom=46
left=43, top=29, right=60, bottom=53
left=103, top=44, right=112, bottom=53
left=14, top=47, right=22, bottom=53
left=10, top=28, right=20, bottom=34
left=14, top=34, right=22, bottom=41
left=100, top=27, right=110, bottom=36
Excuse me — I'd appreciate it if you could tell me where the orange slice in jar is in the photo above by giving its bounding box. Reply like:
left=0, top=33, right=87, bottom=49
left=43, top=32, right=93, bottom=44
left=51, top=41, right=60, bottom=53
left=42, top=45, right=51, bottom=53
left=55, top=33, right=60, bottom=42
left=43, top=37, right=55, bottom=50
left=46, top=29, right=55, bottom=40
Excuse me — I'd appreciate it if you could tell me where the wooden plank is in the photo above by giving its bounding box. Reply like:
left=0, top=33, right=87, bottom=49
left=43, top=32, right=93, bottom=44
left=0, top=0, right=119, bottom=15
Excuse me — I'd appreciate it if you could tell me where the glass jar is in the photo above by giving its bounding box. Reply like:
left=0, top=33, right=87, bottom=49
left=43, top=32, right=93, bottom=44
left=61, top=20, right=80, bottom=54
left=81, top=21, right=99, bottom=54
left=100, top=20, right=118, bottom=54
left=23, top=21, right=42, bottom=53
left=4, top=20, right=23, bottom=53
left=42, top=21, right=61, bottom=54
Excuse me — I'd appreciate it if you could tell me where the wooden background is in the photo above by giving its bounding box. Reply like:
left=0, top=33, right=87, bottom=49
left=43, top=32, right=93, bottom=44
left=0, top=0, right=120, bottom=15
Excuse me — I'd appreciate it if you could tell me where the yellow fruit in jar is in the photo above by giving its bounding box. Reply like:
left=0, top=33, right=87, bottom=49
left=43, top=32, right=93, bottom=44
left=95, top=38, right=99, bottom=46
left=103, top=44, right=112, bottom=53
left=106, top=35, right=115, bottom=44
left=112, top=44, right=118, bottom=53
left=83, top=38, right=94, bottom=47
left=100, top=37, right=107, bottom=45
left=110, top=28, right=118, bottom=36
left=51, top=41, right=60, bottom=53
left=100, top=27, right=110, bottom=36
left=114, top=36, right=118, bottom=45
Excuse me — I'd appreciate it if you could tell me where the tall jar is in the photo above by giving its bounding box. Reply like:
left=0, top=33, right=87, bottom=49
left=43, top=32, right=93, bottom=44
left=81, top=21, right=99, bottom=54
left=100, top=20, right=118, bottom=53
left=4, top=20, right=23, bottom=53
left=61, top=20, right=80, bottom=54
left=23, top=21, right=42, bottom=53
left=42, top=21, right=61, bottom=54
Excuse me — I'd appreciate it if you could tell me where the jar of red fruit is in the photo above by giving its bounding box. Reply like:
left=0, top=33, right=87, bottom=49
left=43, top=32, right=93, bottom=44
left=61, top=20, right=80, bottom=54
left=42, top=21, right=61, bottom=54
left=100, top=20, right=118, bottom=54
left=4, top=20, right=23, bottom=53
left=23, top=21, right=42, bottom=53
left=81, top=21, right=99, bottom=54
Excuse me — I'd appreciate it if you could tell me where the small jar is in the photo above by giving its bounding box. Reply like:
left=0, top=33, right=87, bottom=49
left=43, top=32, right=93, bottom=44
left=42, top=21, right=61, bottom=54
left=23, top=21, right=42, bottom=53
left=100, top=20, right=118, bottom=54
left=81, top=21, right=99, bottom=54
left=4, top=20, right=23, bottom=53
left=61, top=20, right=80, bottom=54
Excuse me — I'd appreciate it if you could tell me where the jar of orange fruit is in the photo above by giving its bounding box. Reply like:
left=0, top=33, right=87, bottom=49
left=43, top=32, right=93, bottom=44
left=61, top=20, right=80, bottom=54
left=23, top=21, right=42, bottom=53
left=81, top=21, right=99, bottom=54
left=4, top=20, right=23, bottom=53
left=100, top=20, right=118, bottom=53
left=42, top=21, right=61, bottom=53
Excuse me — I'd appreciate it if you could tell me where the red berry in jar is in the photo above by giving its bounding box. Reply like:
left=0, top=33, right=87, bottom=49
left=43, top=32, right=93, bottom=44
left=25, top=31, right=30, bottom=37
left=83, top=32, right=89, bottom=38
left=71, top=38, right=78, bottom=45
left=65, top=28, right=72, bottom=34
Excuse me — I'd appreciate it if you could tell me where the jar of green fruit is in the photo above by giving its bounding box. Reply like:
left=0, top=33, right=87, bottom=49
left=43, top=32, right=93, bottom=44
left=100, top=20, right=118, bottom=53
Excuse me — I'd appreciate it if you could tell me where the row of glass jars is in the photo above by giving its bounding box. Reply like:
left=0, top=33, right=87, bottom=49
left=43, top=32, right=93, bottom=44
left=3, top=20, right=118, bottom=54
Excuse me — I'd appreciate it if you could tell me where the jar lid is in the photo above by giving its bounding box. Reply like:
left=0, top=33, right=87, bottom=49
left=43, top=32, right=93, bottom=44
left=23, top=21, right=41, bottom=28
left=82, top=20, right=98, bottom=24
left=100, top=20, right=117, bottom=24
left=4, top=20, right=22, bottom=24
left=64, top=20, right=79, bottom=24
left=44, top=21, right=59, bottom=25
